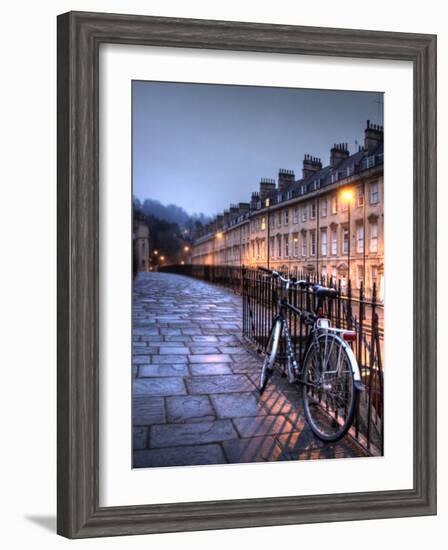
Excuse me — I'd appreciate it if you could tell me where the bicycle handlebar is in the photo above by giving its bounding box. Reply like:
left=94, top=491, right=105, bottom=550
left=257, top=267, right=338, bottom=296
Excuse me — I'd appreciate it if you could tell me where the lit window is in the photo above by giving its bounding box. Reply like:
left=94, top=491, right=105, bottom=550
left=357, top=187, right=364, bottom=207
left=331, top=196, right=338, bottom=214
left=293, top=234, right=299, bottom=257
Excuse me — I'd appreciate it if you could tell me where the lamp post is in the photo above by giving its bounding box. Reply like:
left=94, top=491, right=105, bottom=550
left=341, top=189, right=354, bottom=285
left=265, top=198, right=271, bottom=269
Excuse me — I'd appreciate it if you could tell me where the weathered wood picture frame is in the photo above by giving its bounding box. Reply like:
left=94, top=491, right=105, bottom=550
left=57, top=11, right=437, bottom=538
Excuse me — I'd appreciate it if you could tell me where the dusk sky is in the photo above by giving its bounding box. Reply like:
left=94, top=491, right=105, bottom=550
left=133, top=81, right=383, bottom=217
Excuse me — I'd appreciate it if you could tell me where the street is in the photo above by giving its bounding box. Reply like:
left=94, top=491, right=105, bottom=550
left=132, top=271, right=368, bottom=467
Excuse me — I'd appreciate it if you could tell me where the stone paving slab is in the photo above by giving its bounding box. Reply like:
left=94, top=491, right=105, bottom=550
left=132, top=272, right=369, bottom=468
left=138, top=364, right=189, bottom=377
left=166, top=395, right=215, bottom=423
left=133, top=444, right=225, bottom=468
left=151, top=420, right=237, bottom=448
left=190, top=364, right=233, bottom=376
left=186, top=374, right=256, bottom=394
left=211, top=392, right=268, bottom=418
left=133, top=377, right=186, bottom=396
left=133, top=396, right=165, bottom=425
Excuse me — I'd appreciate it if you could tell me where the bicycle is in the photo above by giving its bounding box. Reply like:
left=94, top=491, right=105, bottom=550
left=258, top=266, right=364, bottom=442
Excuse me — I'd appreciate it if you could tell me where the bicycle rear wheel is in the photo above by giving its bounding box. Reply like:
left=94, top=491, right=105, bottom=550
left=302, top=333, right=357, bottom=442
left=259, top=319, right=282, bottom=394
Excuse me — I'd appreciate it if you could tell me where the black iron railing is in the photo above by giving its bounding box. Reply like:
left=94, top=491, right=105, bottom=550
left=159, top=264, right=384, bottom=455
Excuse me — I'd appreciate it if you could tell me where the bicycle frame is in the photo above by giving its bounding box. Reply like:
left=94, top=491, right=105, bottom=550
left=271, top=291, right=362, bottom=385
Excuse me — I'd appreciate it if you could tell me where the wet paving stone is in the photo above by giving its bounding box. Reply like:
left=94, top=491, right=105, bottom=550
left=138, top=364, right=189, bottom=377
left=166, top=395, right=215, bottom=423
left=190, top=364, right=233, bottom=376
left=151, top=420, right=236, bottom=448
left=133, top=444, right=226, bottom=468
left=222, top=436, right=287, bottom=463
left=211, top=392, right=267, bottom=418
left=233, top=415, right=296, bottom=438
left=186, top=375, right=256, bottom=395
left=189, top=354, right=232, bottom=363
left=133, top=426, right=148, bottom=450
left=133, top=397, right=165, bottom=425
left=133, top=377, right=186, bottom=396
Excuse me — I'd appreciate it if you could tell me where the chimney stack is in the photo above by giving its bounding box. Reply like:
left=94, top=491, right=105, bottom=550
left=330, top=143, right=350, bottom=168
left=302, top=154, right=322, bottom=179
left=250, top=191, right=260, bottom=210
left=259, top=178, right=276, bottom=200
left=238, top=202, right=250, bottom=213
left=278, top=169, right=295, bottom=193
left=364, top=120, right=384, bottom=153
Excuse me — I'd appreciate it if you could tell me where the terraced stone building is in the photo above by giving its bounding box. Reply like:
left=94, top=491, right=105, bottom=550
left=191, top=121, right=384, bottom=299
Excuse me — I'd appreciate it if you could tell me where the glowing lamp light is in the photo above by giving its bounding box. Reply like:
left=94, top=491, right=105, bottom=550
left=341, top=189, right=354, bottom=202
left=216, top=232, right=223, bottom=239
left=184, top=245, right=190, bottom=252
left=153, top=250, right=158, bottom=255
left=160, top=256, right=165, bottom=261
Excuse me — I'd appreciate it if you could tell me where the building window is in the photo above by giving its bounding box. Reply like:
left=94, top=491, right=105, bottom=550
left=321, top=230, right=327, bottom=256
left=284, top=209, right=289, bottom=225
left=284, top=234, right=289, bottom=258
left=371, top=266, right=378, bottom=288
left=301, top=206, right=307, bottom=222
left=370, top=181, right=379, bottom=204
left=310, top=202, right=317, bottom=220
left=270, top=237, right=275, bottom=258
left=342, top=226, right=349, bottom=254
left=277, top=235, right=282, bottom=258
left=357, top=187, right=364, bottom=207
left=293, top=207, right=299, bottom=224
left=251, top=242, right=255, bottom=259
left=277, top=212, right=282, bottom=227
left=261, top=217, right=266, bottom=230
left=301, top=233, right=307, bottom=257
left=256, top=240, right=260, bottom=259
left=370, top=221, right=378, bottom=252
left=331, top=196, right=338, bottom=214
left=357, top=265, right=365, bottom=286
left=293, top=234, right=299, bottom=257
left=332, top=266, right=337, bottom=279
left=261, top=239, right=266, bottom=259
left=356, top=225, right=364, bottom=253
left=331, top=229, right=337, bottom=255
left=310, top=231, right=316, bottom=256
left=321, top=199, right=327, bottom=218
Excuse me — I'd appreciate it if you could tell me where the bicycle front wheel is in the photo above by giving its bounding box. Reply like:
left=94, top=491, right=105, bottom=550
left=259, top=319, right=282, bottom=394
left=302, top=333, right=357, bottom=442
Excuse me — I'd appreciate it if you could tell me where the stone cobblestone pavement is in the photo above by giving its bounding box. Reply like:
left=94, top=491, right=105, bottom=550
left=132, top=272, right=368, bottom=468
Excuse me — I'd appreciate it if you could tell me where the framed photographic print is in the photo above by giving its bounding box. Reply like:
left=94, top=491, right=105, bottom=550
left=57, top=11, right=437, bottom=538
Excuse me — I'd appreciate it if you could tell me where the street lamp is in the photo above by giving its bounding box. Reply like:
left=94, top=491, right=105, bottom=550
left=184, top=245, right=190, bottom=252
left=265, top=198, right=271, bottom=268
left=341, top=189, right=354, bottom=286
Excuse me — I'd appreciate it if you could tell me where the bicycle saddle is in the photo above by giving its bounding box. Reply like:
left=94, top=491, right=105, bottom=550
left=312, top=284, right=338, bottom=298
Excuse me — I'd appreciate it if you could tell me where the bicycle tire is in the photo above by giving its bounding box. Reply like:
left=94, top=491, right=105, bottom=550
left=259, top=319, right=282, bottom=394
left=302, top=333, right=359, bottom=442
